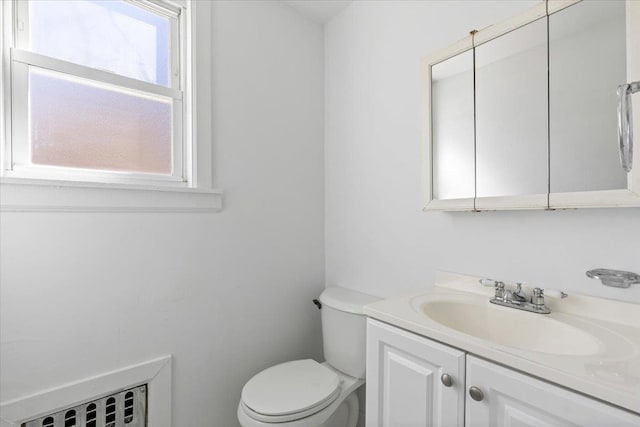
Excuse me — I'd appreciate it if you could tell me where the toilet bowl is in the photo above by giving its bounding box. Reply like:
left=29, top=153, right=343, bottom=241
left=237, top=287, right=380, bottom=427
left=237, top=360, right=362, bottom=427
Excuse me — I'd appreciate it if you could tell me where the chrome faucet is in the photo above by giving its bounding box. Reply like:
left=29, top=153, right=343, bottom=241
left=503, top=283, right=528, bottom=304
left=479, top=278, right=567, bottom=314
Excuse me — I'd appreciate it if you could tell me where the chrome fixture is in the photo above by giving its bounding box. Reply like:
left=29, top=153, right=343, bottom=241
left=586, top=269, right=640, bottom=288
left=480, top=278, right=567, bottom=314
left=504, top=283, right=528, bottom=303
left=494, top=281, right=505, bottom=299
left=441, top=373, right=453, bottom=387
left=468, top=386, right=484, bottom=402
left=618, top=81, right=640, bottom=172
left=531, top=287, right=545, bottom=309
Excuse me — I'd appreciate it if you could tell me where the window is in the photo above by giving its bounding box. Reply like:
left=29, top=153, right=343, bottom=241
left=1, top=0, right=194, bottom=188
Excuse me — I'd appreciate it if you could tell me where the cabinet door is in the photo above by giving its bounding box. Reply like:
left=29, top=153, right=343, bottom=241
left=366, top=319, right=465, bottom=427
left=465, top=355, right=640, bottom=427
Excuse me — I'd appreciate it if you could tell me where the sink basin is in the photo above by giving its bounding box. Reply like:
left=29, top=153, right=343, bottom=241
left=363, top=272, right=640, bottom=414
left=415, top=295, right=603, bottom=356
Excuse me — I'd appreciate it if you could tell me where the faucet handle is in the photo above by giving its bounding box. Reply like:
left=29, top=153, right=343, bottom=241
left=531, top=288, right=545, bottom=307
left=492, top=281, right=506, bottom=299
left=544, top=289, right=568, bottom=299
left=531, top=287, right=567, bottom=307
left=479, top=278, right=498, bottom=287
left=479, top=279, right=506, bottom=299
left=531, top=287, right=567, bottom=302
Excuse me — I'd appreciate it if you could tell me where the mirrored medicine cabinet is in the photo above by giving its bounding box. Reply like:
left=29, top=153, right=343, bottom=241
left=423, top=0, right=640, bottom=211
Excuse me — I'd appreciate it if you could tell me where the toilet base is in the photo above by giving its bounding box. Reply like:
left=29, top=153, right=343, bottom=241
left=320, top=392, right=359, bottom=427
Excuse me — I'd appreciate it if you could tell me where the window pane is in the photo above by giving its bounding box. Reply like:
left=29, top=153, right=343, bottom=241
left=29, top=68, right=173, bottom=175
left=28, top=0, right=171, bottom=87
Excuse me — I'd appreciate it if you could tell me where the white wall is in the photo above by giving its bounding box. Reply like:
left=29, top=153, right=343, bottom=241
left=3, top=1, right=640, bottom=425
left=0, top=1, right=324, bottom=425
left=325, top=1, right=640, bottom=302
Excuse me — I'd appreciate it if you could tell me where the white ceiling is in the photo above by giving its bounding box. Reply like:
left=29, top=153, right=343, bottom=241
left=284, top=0, right=353, bottom=25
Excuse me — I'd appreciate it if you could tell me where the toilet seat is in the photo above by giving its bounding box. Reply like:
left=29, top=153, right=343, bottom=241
left=238, top=362, right=364, bottom=427
left=241, top=387, right=341, bottom=423
left=241, top=359, right=341, bottom=423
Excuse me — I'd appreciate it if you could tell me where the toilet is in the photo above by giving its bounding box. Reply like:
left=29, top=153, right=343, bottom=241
left=237, top=287, right=380, bottom=427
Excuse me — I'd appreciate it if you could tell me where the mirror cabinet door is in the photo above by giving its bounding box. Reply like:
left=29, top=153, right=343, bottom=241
left=549, top=0, right=628, bottom=194
left=426, top=0, right=640, bottom=210
left=431, top=51, right=475, bottom=201
left=475, top=17, right=548, bottom=199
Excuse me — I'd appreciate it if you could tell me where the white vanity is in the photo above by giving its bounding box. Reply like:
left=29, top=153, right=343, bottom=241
left=363, top=273, right=640, bottom=426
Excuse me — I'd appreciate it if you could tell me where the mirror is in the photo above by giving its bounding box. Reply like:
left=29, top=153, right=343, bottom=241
left=431, top=50, right=474, bottom=200
left=549, top=0, right=627, bottom=193
left=475, top=17, right=548, bottom=198
left=423, top=0, right=640, bottom=211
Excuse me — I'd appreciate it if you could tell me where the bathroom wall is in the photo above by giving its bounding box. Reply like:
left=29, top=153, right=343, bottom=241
left=325, top=1, right=640, bottom=302
left=0, top=1, right=324, bottom=425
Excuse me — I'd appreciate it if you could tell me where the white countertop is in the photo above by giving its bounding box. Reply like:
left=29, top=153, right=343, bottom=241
left=363, top=272, right=640, bottom=414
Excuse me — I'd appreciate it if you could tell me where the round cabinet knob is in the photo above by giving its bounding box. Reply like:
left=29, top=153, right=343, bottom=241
left=440, top=373, right=453, bottom=387
left=469, top=386, right=484, bottom=401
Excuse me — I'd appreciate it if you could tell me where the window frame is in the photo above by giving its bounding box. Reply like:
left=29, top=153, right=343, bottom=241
left=1, top=0, right=197, bottom=189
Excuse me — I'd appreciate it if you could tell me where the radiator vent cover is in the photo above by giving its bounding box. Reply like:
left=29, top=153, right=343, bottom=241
left=22, top=385, right=147, bottom=427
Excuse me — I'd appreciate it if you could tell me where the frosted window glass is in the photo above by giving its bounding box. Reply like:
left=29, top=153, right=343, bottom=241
left=29, top=69, right=172, bottom=174
left=29, top=0, right=171, bottom=87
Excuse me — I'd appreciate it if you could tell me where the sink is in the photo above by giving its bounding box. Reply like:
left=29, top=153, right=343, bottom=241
left=363, top=272, right=640, bottom=414
left=415, top=295, right=603, bottom=356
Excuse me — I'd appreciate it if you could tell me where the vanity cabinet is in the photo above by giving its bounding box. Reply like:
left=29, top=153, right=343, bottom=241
left=366, top=319, right=465, bottom=426
left=465, top=355, right=640, bottom=427
left=366, top=319, right=640, bottom=427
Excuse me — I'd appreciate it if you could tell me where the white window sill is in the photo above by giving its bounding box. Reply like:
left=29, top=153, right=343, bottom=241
left=0, top=177, right=223, bottom=213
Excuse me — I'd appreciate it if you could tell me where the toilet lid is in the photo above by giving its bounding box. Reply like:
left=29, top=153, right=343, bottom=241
left=241, top=359, right=340, bottom=417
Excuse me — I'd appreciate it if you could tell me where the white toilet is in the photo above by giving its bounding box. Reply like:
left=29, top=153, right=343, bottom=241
left=237, top=287, right=380, bottom=427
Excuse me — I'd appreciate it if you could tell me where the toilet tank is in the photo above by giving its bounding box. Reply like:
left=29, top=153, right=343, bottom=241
left=318, top=287, right=380, bottom=379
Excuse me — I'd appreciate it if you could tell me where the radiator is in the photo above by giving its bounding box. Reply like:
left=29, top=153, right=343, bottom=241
left=22, top=385, right=147, bottom=427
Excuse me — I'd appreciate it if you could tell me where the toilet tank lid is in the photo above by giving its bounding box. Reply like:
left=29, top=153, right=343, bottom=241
left=319, top=287, right=380, bottom=314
